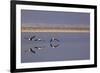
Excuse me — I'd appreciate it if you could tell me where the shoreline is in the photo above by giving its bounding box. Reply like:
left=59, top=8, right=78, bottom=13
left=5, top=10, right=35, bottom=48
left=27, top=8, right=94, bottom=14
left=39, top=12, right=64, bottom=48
left=21, top=27, right=90, bottom=33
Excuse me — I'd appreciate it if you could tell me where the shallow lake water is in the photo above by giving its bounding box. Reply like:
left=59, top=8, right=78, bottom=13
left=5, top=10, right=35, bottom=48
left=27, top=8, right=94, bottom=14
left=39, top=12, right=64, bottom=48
left=21, top=32, right=90, bottom=63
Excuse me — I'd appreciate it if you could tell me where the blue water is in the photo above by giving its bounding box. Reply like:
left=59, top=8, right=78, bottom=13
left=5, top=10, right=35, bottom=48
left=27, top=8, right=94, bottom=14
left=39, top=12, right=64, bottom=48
left=21, top=32, right=90, bottom=63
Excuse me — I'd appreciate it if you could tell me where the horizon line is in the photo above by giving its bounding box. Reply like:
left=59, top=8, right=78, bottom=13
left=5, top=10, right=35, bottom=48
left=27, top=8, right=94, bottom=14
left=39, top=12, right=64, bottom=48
left=21, top=27, right=90, bottom=33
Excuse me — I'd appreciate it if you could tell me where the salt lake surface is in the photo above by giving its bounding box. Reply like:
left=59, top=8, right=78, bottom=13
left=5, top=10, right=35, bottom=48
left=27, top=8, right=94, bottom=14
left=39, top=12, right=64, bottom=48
left=21, top=32, right=90, bottom=63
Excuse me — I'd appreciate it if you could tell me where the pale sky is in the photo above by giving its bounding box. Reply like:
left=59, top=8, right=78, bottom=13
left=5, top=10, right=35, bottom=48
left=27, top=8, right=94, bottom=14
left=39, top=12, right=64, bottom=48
left=21, top=10, right=90, bottom=27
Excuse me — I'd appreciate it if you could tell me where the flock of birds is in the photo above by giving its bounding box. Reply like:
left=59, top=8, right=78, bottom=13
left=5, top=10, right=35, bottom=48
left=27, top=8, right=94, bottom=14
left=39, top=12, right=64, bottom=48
left=24, top=35, right=60, bottom=54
